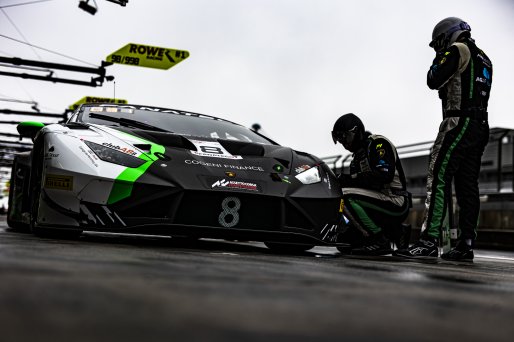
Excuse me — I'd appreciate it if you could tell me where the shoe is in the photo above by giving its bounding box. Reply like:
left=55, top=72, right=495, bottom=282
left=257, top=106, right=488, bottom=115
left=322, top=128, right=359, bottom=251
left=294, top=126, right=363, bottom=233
left=351, top=233, right=392, bottom=256
left=441, top=241, right=474, bottom=262
left=394, top=237, right=438, bottom=259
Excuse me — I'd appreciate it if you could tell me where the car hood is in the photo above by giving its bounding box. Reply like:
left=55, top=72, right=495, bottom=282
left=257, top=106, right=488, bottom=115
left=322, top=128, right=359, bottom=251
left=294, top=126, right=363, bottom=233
left=62, top=123, right=336, bottom=199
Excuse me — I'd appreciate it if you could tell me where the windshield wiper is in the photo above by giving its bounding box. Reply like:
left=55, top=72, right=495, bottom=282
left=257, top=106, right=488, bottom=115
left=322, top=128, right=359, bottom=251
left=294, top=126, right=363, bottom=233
left=87, top=113, right=170, bottom=133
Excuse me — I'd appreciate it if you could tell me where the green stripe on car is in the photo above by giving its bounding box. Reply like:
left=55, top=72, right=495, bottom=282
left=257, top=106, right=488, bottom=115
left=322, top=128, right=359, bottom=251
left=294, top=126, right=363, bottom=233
left=107, top=133, right=165, bottom=204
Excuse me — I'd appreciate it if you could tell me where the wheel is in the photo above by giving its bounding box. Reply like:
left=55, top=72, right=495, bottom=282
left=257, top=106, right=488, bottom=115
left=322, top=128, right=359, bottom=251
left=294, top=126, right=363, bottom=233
left=28, top=140, right=44, bottom=235
left=6, top=159, right=30, bottom=232
left=28, top=142, right=83, bottom=240
left=264, top=242, right=315, bottom=253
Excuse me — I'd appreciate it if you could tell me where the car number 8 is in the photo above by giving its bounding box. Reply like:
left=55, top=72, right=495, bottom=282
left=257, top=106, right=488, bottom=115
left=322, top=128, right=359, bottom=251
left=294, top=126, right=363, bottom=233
left=218, top=197, right=241, bottom=228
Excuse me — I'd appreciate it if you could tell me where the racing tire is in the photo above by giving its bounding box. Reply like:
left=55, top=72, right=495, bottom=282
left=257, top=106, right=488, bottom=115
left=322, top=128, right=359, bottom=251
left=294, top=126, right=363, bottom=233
left=28, top=139, right=44, bottom=236
left=28, top=142, right=83, bottom=240
left=6, top=159, right=30, bottom=232
left=264, top=242, right=315, bottom=253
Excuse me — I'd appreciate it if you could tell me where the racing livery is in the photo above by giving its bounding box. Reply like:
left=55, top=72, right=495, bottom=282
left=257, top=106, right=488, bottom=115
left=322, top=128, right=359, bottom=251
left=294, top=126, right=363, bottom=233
left=8, top=104, right=343, bottom=251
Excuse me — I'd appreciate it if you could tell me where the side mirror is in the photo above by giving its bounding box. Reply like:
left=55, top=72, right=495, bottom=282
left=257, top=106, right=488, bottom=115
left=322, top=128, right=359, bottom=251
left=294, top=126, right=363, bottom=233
left=17, top=121, right=45, bottom=141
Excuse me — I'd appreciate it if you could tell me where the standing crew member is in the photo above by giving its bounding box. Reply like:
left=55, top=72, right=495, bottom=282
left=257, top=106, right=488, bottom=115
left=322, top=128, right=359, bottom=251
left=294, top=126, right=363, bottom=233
left=332, top=113, right=411, bottom=255
left=396, top=17, right=492, bottom=261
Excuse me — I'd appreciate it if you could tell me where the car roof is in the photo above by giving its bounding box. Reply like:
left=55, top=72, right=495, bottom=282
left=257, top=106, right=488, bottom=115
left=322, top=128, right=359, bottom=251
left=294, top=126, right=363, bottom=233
left=79, top=103, right=242, bottom=126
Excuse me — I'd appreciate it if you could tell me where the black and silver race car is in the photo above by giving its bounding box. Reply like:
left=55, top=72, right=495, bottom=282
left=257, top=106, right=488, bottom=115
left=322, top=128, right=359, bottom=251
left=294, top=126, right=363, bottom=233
left=8, top=103, right=343, bottom=252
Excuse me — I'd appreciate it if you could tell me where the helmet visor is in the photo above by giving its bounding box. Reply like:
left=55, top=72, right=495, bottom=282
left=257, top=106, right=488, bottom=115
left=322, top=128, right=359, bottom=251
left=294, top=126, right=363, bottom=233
left=332, top=125, right=358, bottom=146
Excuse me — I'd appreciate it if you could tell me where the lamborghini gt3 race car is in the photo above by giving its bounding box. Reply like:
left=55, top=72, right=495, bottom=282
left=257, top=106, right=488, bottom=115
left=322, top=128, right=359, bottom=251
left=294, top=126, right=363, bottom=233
left=8, top=104, right=343, bottom=252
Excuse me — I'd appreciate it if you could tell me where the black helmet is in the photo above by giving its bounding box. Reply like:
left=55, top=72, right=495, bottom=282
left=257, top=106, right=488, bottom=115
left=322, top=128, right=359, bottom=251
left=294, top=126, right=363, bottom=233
left=429, top=17, right=471, bottom=51
left=332, top=113, right=365, bottom=152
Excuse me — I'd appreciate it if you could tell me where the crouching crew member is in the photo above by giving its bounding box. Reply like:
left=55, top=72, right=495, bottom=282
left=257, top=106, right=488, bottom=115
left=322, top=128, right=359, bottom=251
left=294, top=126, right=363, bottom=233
left=332, top=113, right=411, bottom=255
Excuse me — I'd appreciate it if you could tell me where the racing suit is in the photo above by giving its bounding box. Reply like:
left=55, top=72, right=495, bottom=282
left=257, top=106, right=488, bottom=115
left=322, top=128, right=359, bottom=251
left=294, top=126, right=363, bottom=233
left=422, top=37, right=492, bottom=244
left=340, top=134, right=410, bottom=241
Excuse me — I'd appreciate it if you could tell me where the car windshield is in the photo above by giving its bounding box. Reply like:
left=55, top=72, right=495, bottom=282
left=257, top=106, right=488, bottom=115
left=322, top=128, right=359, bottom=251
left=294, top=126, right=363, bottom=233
left=75, top=105, right=276, bottom=145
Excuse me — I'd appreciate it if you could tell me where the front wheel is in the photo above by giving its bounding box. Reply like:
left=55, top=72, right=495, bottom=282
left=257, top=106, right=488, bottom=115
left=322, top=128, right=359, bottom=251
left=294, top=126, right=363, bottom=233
left=264, top=242, right=315, bottom=254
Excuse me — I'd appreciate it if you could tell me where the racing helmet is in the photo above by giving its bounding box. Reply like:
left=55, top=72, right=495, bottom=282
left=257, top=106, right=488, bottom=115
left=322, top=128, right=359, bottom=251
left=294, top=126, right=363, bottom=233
left=429, top=17, right=471, bottom=51
left=332, top=113, right=365, bottom=152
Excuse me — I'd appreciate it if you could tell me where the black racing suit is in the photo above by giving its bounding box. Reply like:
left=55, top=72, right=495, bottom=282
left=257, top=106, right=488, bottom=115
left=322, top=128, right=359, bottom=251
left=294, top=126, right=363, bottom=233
left=340, top=134, right=410, bottom=241
left=422, top=37, right=492, bottom=243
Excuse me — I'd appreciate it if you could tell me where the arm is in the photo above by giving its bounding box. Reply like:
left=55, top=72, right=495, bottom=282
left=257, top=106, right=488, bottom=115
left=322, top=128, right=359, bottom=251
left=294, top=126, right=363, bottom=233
left=342, top=138, right=396, bottom=189
left=427, top=45, right=460, bottom=90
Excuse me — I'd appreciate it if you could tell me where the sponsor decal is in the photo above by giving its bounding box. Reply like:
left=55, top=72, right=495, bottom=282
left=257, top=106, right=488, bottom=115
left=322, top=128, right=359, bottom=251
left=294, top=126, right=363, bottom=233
left=101, top=142, right=137, bottom=156
left=378, top=149, right=386, bottom=158
left=185, top=159, right=265, bottom=172
left=79, top=146, right=99, bottom=167
left=45, top=174, right=73, bottom=191
left=295, top=165, right=311, bottom=174
left=190, top=140, right=242, bottom=160
left=106, top=43, right=189, bottom=70
left=45, top=146, right=58, bottom=158
left=211, top=179, right=259, bottom=192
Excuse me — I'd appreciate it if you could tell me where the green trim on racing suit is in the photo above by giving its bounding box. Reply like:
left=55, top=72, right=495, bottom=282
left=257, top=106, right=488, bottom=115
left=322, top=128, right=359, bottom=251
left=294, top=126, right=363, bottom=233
left=427, top=118, right=469, bottom=238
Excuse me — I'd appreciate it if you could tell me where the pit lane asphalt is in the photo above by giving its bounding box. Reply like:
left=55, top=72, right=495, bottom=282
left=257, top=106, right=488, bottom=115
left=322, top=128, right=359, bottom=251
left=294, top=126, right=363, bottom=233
left=1, top=216, right=514, bottom=342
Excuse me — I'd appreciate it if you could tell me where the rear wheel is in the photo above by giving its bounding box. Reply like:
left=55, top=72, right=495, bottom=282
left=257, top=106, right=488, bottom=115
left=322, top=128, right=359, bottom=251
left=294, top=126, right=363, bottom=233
left=264, top=242, right=315, bottom=253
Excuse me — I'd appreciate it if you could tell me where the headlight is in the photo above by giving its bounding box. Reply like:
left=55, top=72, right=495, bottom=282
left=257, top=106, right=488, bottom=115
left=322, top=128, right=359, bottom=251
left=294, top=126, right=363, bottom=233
left=295, top=166, right=321, bottom=184
left=84, top=141, right=146, bottom=168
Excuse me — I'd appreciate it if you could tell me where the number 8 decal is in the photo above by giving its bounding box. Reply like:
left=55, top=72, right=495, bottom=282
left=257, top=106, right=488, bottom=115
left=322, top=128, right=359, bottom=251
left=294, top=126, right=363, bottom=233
left=218, top=197, right=241, bottom=228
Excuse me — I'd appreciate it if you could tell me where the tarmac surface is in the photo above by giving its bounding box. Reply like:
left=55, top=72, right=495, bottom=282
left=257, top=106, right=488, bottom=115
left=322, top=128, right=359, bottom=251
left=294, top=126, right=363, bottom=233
left=1, top=216, right=514, bottom=342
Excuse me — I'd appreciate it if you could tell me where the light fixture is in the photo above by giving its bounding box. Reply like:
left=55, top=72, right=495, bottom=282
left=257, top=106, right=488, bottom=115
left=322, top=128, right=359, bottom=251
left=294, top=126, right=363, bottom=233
left=78, top=0, right=97, bottom=15
left=106, top=0, right=129, bottom=6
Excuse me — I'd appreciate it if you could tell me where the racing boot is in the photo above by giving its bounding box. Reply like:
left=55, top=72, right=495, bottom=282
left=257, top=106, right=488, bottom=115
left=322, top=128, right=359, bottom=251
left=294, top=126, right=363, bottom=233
left=394, top=236, right=438, bottom=259
left=351, top=231, right=392, bottom=256
left=335, top=222, right=364, bottom=255
left=441, top=240, right=474, bottom=262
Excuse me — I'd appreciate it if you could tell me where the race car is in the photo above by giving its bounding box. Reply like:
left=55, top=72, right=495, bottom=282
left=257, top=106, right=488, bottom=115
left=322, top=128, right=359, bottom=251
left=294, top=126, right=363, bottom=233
left=8, top=103, right=344, bottom=252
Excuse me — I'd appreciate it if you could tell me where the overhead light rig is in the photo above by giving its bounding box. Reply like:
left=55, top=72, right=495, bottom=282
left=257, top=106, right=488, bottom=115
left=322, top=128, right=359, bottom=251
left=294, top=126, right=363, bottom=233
left=79, top=0, right=128, bottom=15
left=0, top=56, right=114, bottom=87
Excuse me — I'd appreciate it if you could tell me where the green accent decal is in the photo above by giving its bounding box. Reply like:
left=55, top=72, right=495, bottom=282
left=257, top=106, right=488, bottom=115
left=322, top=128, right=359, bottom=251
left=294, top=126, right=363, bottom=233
left=428, top=118, right=470, bottom=238
left=469, top=58, right=474, bottom=99
left=107, top=133, right=165, bottom=204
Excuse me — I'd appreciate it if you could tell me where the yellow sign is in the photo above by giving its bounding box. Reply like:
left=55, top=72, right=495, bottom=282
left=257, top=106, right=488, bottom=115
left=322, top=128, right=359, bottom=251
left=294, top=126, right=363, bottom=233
left=106, top=43, right=189, bottom=70
left=69, top=96, right=128, bottom=111
left=45, top=174, right=73, bottom=191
